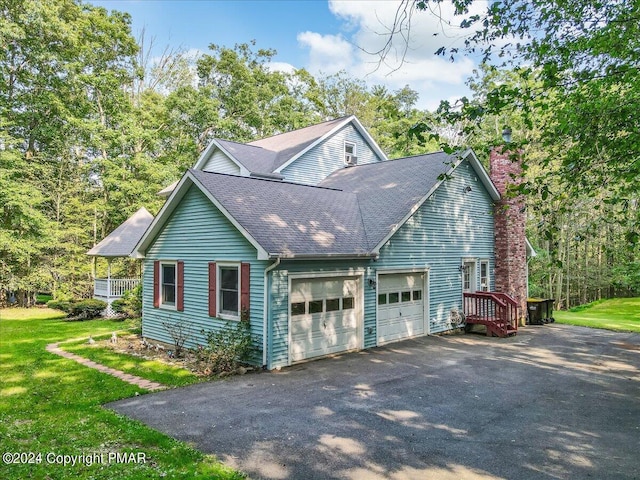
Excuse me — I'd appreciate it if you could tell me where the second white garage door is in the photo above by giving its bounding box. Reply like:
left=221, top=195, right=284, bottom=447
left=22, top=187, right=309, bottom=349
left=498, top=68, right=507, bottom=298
left=377, top=272, right=426, bottom=345
left=290, top=276, right=361, bottom=362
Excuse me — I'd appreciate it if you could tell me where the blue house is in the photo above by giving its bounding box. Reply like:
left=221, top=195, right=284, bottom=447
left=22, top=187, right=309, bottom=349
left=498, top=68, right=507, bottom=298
left=131, top=116, right=528, bottom=369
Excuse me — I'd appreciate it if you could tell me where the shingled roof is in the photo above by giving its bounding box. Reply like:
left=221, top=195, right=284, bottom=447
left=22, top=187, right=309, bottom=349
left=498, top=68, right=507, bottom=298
left=189, top=169, right=370, bottom=257
left=214, top=139, right=279, bottom=174
left=87, top=207, right=153, bottom=257
left=247, top=116, right=351, bottom=172
left=192, top=116, right=386, bottom=176
left=320, top=152, right=456, bottom=247
left=136, top=149, right=499, bottom=259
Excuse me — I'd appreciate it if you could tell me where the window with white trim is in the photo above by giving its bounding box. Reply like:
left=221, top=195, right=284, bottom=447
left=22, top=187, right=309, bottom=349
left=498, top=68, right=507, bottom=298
left=344, top=141, right=357, bottom=165
left=463, top=264, right=472, bottom=292
left=480, top=260, right=490, bottom=292
left=160, top=261, right=177, bottom=308
left=219, top=264, right=240, bottom=319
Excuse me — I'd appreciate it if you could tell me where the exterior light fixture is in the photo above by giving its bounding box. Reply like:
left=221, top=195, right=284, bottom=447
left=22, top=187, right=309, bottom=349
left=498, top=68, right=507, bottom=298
left=502, top=127, right=512, bottom=143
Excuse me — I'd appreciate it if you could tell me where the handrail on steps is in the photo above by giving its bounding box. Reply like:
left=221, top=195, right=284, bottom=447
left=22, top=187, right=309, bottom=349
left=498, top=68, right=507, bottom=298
left=463, top=291, right=518, bottom=337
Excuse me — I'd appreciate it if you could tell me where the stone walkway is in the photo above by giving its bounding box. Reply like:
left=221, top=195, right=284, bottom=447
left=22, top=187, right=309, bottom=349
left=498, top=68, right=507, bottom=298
left=46, top=342, right=165, bottom=391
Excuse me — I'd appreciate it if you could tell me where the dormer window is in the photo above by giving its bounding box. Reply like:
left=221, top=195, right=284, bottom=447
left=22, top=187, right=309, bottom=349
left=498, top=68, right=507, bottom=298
left=344, top=141, right=357, bottom=166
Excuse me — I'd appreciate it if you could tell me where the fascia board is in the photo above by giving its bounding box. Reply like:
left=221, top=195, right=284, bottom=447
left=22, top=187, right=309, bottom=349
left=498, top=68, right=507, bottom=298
left=350, top=116, right=388, bottom=161
left=274, top=116, right=388, bottom=174
left=131, top=173, right=194, bottom=258
left=462, top=148, right=501, bottom=201
left=373, top=149, right=484, bottom=254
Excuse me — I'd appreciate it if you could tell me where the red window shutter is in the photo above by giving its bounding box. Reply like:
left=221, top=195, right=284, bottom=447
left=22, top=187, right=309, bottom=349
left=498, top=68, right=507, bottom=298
left=208, top=262, right=217, bottom=317
left=153, top=261, right=160, bottom=308
left=240, top=262, right=250, bottom=318
left=177, top=261, right=185, bottom=312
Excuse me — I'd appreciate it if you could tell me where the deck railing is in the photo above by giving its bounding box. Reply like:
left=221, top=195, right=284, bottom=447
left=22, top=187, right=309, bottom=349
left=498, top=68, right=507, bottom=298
left=94, top=278, right=140, bottom=298
left=463, top=291, right=518, bottom=336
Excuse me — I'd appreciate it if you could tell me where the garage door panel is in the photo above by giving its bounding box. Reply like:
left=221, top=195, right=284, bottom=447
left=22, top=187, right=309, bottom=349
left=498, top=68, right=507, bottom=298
left=378, top=273, right=425, bottom=345
left=292, top=279, right=357, bottom=303
left=290, top=276, right=361, bottom=362
left=291, top=331, right=359, bottom=362
left=291, top=312, right=357, bottom=335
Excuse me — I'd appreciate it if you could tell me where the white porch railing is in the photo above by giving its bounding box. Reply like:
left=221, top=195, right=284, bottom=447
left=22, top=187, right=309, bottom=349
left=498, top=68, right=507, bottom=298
left=94, top=278, right=140, bottom=299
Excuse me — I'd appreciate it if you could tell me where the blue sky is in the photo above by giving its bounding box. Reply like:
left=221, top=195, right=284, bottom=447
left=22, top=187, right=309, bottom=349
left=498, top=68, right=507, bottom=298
left=93, top=0, right=484, bottom=110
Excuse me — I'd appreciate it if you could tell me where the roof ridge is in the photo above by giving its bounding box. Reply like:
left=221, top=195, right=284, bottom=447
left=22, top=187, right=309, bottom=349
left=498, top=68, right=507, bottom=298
left=216, top=138, right=277, bottom=152
left=189, top=169, right=345, bottom=192
left=350, top=150, right=450, bottom=168
left=248, top=116, right=352, bottom=144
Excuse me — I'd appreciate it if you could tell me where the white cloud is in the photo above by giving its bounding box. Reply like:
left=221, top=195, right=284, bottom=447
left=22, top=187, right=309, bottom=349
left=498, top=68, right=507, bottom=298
left=297, top=31, right=355, bottom=73
left=297, top=0, right=488, bottom=110
left=267, top=61, right=297, bottom=75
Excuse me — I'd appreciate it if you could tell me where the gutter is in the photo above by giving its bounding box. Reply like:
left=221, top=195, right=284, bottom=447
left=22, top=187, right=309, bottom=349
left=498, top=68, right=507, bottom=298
left=262, top=257, right=281, bottom=367
left=270, top=252, right=378, bottom=261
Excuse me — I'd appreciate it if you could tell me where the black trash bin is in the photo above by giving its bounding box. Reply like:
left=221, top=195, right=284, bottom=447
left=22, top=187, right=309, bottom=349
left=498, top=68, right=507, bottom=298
left=527, top=298, right=555, bottom=325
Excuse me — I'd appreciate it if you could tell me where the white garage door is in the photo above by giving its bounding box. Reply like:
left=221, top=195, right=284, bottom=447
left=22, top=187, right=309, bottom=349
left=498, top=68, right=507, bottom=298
left=377, top=273, right=425, bottom=345
left=290, top=276, right=360, bottom=362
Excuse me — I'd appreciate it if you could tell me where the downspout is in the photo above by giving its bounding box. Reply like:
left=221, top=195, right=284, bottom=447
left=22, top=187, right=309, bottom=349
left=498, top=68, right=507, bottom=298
left=263, top=257, right=281, bottom=368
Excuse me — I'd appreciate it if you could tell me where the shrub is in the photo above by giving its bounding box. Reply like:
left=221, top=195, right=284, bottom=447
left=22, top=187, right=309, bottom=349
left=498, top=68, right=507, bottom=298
left=198, top=321, right=252, bottom=375
left=47, top=300, right=73, bottom=313
left=47, top=299, right=106, bottom=319
left=69, top=299, right=107, bottom=319
left=110, top=285, right=142, bottom=318
left=36, top=294, right=53, bottom=305
left=163, top=320, right=191, bottom=358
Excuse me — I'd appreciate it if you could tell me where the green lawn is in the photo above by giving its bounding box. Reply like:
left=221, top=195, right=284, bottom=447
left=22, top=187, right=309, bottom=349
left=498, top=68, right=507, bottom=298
left=554, top=297, right=640, bottom=332
left=62, top=338, right=201, bottom=388
left=0, top=308, right=244, bottom=479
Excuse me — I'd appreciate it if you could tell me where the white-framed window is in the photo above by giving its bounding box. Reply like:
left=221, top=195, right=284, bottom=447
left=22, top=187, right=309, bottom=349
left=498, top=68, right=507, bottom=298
left=344, top=141, right=357, bottom=165
left=480, top=260, right=490, bottom=292
left=160, top=261, right=177, bottom=309
left=218, top=263, right=240, bottom=320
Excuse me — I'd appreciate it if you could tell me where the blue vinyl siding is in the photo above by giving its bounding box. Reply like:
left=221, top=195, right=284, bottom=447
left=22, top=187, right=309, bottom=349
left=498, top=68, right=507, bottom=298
left=141, top=186, right=267, bottom=364
left=281, top=124, right=384, bottom=185
left=202, top=149, right=241, bottom=175
left=142, top=159, right=494, bottom=369
left=375, top=159, right=495, bottom=334
left=266, top=159, right=495, bottom=368
left=267, top=260, right=372, bottom=369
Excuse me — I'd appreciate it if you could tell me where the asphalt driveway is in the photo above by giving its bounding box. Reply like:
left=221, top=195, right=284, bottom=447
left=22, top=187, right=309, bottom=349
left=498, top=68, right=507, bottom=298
left=108, top=324, right=640, bottom=479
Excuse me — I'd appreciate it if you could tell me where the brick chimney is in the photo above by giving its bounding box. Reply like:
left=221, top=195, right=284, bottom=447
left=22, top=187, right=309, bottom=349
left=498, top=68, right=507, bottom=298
left=490, top=146, right=528, bottom=324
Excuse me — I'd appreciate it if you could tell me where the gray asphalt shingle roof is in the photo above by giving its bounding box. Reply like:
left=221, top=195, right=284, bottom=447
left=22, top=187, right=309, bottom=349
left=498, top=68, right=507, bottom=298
left=210, top=117, right=352, bottom=176
left=189, top=151, right=460, bottom=257
left=87, top=207, right=154, bottom=257
left=215, top=139, right=279, bottom=174
left=320, top=152, right=455, bottom=247
left=189, top=169, right=370, bottom=257
left=248, top=117, right=350, bottom=171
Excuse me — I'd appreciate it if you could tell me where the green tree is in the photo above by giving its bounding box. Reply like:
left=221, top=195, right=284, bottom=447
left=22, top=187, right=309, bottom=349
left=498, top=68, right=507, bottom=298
left=411, top=0, right=639, bottom=231
left=1, top=0, right=140, bottom=302
left=196, top=41, right=318, bottom=141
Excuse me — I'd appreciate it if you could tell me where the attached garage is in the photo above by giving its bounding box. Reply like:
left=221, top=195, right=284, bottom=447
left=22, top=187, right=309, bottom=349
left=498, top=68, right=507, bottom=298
left=377, top=272, right=427, bottom=345
left=289, top=275, right=362, bottom=362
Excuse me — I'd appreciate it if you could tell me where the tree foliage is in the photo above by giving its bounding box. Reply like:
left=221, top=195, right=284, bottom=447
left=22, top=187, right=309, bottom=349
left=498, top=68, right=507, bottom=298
left=3, top=0, right=635, bottom=308
left=0, top=1, right=431, bottom=305
left=415, top=0, right=639, bottom=226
